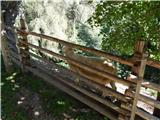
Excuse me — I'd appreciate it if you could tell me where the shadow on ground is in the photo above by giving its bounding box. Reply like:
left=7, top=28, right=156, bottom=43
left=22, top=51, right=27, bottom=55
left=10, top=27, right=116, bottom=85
left=1, top=66, right=105, bottom=120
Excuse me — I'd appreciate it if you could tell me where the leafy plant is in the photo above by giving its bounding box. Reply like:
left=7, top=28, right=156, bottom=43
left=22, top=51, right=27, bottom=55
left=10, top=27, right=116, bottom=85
left=88, top=1, right=160, bottom=59
left=76, top=23, right=99, bottom=49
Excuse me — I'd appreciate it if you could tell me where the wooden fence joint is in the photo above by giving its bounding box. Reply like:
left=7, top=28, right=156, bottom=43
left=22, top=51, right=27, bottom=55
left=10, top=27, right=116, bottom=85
left=129, top=40, right=148, bottom=120
left=18, top=18, right=30, bottom=72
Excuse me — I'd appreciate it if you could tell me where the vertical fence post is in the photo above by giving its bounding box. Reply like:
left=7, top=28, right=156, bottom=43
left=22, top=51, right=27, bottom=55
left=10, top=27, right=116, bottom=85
left=18, top=18, right=30, bottom=72
left=153, top=88, right=160, bottom=118
left=130, top=40, right=148, bottom=120
left=1, top=13, right=13, bottom=72
left=153, top=39, right=160, bottom=117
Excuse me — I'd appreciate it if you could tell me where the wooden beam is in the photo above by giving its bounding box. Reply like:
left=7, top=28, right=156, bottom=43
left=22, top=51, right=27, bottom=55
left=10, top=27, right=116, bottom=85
left=9, top=38, right=158, bottom=120
left=126, top=75, right=160, bottom=92
left=130, top=41, right=147, bottom=120
left=18, top=18, right=30, bottom=72
left=16, top=29, right=133, bottom=67
left=8, top=43, right=18, bottom=52
left=15, top=28, right=160, bottom=70
left=13, top=56, right=117, bottom=120
left=33, top=61, right=130, bottom=116
left=9, top=50, right=19, bottom=60
left=153, top=74, right=160, bottom=118
left=125, top=89, right=160, bottom=109
left=142, top=81, right=160, bottom=92
left=153, top=92, right=160, bottom=118
left=20, top=41, right=135, bottom=86
left=10, top=57, right=118, bottom=120
left=9, top=27, right=160, bottom=70
left=122, top=104, right=160, bottom=120
left=147, top=59, right=160, bottom=69
left=28, top=52, right=130, bottom=103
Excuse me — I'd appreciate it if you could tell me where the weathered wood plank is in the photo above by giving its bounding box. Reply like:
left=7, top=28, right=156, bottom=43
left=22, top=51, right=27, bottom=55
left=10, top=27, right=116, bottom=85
left=122, top=104, right=160, bottom=120
left=147, top=59, right=160, bottom=69
left=20, top=41, right=135, bottom=86
left=19, top=18, right=30, bottom=72
left=126, top=77, right=160, bottom=93
left=53, top=51, right=160, bottom=93
left=153, top=92, right=160, bottom=118
left=8, top=43, right=18, bottom=52
left=9, top=50, right=19, bottom=60
left=16, top=29, right=133, bottom=67
left=130, top=41, right=147, bottom=120
left=29, top=52, right=129, bottom=102
left=15, top=28, right=160, bottom=70
left=142, top=81, right=160, bottom=92
left=11, top=57, right=118, bottom=120
left=33, top=60, right=130, bottom=116
left=125, top=89, right=160, bottom=109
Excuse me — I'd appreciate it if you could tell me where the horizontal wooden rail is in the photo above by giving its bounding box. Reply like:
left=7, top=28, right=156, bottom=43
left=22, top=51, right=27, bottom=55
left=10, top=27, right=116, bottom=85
left=147, top=59, right=160, bottom=69
left=142, top=81, right=160, bottom=92
left=15, top=29, right=160, bottom=92
left=30, top=52, right=160, bottom=109
left=8, top=44, right=18, bottom=53
left=21, top=48, right=160, bottom=93
left=126, top=77, right=160, bottom=92
left=29, top=50, right=160, bottom=117
left=16, top=29, right=134, bottom=67
left=20, top=40, right=136, bottom=87
left=125, top=90, right=160, bottom=109
left=32, top=60, right=130, bottom=116
left=10, top=56, right=118, bottom=120
left=9, top=50, right=19, bottom=60
left=8, top=26, right=160, bottom=70
left=28, top=52, right=130, bottom=103
left=122, top=104, right=160, bottom=120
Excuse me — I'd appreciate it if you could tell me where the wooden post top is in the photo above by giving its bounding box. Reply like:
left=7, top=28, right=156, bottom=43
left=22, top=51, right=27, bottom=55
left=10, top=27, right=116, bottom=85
left=134, top=40, right=145, bottom=54
left=20, top=18, right=26, bottom=30
left=132, top=40, right=149, bottom=62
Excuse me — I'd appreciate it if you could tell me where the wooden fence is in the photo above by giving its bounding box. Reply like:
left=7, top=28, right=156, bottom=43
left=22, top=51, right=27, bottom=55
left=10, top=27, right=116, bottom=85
left=4, top=18, right=160, bottom=120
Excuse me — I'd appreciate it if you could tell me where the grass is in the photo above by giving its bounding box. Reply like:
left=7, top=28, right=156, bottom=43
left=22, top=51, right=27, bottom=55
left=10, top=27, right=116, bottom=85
left=1, top=71, right=29, bottom=120
left=1, top=62, right=106, bottom=120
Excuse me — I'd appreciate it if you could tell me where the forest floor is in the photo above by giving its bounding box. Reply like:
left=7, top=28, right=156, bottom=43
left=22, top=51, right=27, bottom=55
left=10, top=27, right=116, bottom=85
left=1, top=66, right=105, bottom=120
left=2, top=61, right=157, bottom=120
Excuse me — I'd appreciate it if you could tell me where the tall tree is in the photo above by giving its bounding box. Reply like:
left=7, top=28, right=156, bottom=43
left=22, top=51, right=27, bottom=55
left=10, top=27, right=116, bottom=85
left=88, top=1, right=160, bottom=59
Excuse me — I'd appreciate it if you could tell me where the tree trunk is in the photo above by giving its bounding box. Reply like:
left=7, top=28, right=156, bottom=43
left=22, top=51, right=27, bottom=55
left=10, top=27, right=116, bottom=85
left=1, top=13, right=13, bottom=72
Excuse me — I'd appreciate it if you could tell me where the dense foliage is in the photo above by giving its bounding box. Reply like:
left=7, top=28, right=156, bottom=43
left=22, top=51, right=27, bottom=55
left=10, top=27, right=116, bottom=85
left=76, top=23, right=99, bottom=49
left=88, top=1, right=160, bottom=60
